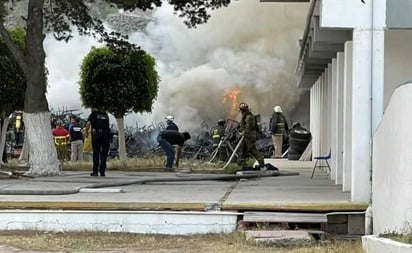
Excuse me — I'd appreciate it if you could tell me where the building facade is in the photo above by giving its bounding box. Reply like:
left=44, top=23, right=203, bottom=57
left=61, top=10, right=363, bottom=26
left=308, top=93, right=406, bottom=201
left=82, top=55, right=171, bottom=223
left=296, top=0, right=412, bottom=234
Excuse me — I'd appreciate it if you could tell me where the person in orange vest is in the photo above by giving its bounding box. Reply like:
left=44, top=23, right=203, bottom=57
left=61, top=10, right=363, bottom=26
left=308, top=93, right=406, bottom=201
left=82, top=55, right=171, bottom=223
left=52, top=121, right=70, bottom=161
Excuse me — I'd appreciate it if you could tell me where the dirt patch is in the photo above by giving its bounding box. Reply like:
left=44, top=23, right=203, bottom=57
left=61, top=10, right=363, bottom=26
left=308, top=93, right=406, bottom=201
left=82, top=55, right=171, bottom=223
left=0, top=231, right=362, bottom=253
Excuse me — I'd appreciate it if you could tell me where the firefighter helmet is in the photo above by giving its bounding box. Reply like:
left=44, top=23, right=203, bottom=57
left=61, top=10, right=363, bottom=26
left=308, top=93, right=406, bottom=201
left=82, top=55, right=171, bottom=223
left=238, top=102, right=249, bottom=111
left=165, top=115, right=174, bottom=122
left=274, top=105, right=282, bottom=113
left=218, top=119, right=225, bottom=126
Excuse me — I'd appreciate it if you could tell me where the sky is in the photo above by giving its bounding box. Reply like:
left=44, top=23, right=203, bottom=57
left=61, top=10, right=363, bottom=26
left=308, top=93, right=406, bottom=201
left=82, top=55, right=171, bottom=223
left=44, top=1, right=308, bottom=132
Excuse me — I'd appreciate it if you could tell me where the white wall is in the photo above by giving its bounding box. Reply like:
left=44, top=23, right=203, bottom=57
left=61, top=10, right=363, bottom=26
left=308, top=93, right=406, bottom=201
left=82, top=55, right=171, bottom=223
left=384, top=30, right=412, bottom=110
left=320, top=0, right=371, bottom=29
left=373, top=83, right=412, bottom=234
left=0, top=210, right=239, bottom=235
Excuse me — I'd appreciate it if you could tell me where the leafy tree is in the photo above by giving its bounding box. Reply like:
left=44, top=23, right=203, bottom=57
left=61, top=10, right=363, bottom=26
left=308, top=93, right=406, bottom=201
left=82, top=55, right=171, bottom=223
left=0, top=0, right=231, bottom=176
left=0, top=28, right=25, bottom=116
left=80, top=45, right=159, bottom=163
left=0, top=27, right=26, bottom=167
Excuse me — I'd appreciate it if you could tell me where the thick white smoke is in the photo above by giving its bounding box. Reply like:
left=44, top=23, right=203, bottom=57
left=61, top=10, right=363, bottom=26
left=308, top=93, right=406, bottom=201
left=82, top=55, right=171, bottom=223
left=45, top=1, right=308, bottom=132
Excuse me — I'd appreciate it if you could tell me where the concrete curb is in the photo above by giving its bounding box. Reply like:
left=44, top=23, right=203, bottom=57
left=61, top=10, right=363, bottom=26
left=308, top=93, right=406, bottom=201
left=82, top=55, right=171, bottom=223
left=0, top=201, right=207, bottom=211
left=362, top=235, right=412, bottom=253
left=223, top=202, right=368, bottom=212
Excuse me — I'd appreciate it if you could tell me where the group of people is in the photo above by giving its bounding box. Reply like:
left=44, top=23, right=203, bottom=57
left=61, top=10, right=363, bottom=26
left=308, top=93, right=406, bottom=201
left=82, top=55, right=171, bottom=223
left=52, top=116, right=90, bottom=163
left=51, top=109, right=192, bottom=176
left=208, top=102, right=289, bottom=169
left=51, top=109, right=110, bottom=177
left=240, top=103, right=289, bottom=162
left=50, top=103, right=289, bottom=176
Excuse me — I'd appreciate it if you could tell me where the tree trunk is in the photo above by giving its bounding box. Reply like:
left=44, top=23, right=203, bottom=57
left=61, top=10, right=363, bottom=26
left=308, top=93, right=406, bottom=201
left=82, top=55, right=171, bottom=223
left=0, top=118, right=9, bottom=167
left=115, top=117, right=127, bottom=165
left=18, top=132, right=29, bottom=163
left=23, top=0, right=59, bottom=175
left=25, top=112, right=60, bottom=176
left=26, top=0, right=48, bottom=112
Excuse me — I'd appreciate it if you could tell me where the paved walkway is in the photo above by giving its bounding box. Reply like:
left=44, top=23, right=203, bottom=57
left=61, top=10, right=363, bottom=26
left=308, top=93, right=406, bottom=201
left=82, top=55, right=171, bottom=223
left=0, top=159, right=367, bottom=212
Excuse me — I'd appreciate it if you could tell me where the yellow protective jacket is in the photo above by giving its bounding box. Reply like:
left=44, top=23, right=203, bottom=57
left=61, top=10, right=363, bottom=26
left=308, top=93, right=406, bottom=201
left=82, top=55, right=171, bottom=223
left=82, top=128, right=92, bottom=153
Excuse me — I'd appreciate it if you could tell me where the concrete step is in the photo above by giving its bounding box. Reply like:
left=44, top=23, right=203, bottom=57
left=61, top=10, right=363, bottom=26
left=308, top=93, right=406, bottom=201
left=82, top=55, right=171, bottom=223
left=242, top=211, right=366, bottom=235
left=243, top=211, right=327, bottom=223
left=245, top=230, right=314, bottom=247
left=326, top=211, right=366, bottom=235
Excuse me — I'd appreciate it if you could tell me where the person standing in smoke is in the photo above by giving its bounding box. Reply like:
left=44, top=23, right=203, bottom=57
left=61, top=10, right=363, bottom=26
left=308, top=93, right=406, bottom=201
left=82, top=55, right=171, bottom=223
left=238, top=102, right=266, bottom=170
left=211, top=119, right=226, bottom=147
left=211, top=119, right=227, bottom=161
left=85, top=108, right=110, bottom=177
left=165, top=115, right=179, bottom=131
left=270, top=105, right=289, bottom=158
left=157, top=130, right=191, bottom=171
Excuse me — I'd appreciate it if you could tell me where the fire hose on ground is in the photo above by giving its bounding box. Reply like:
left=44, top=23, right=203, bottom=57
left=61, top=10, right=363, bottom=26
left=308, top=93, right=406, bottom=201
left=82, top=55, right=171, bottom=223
left=0, top=171, right=302, bottom=195
left=0, top=137, right=300, bottom=195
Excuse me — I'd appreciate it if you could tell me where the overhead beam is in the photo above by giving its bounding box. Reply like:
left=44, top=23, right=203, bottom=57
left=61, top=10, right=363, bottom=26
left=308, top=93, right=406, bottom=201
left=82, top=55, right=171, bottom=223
left=313, top=16, right=352, bottom=43
left=311, top=42, right=344, bottom=52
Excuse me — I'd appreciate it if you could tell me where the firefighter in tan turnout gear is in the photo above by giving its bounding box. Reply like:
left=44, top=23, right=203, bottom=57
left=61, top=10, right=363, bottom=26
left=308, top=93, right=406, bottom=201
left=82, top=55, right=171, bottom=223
left=270, top=105, right=289, bottom=158
left=238, top=102, right=266, bottom=170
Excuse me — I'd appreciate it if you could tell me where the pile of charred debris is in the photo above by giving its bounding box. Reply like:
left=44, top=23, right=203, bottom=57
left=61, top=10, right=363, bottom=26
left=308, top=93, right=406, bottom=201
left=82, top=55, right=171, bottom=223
left=111, top=119, right=276, bottom=162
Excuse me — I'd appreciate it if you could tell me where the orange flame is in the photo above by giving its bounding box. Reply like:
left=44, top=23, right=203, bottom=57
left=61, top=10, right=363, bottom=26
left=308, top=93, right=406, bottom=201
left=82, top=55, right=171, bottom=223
left=223, top=88, right=240, bottom=120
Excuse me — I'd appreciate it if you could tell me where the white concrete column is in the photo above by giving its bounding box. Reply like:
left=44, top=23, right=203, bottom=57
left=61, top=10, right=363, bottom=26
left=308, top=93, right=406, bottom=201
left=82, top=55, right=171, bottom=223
left=318, top=76, right=322, bottom=157
left=320, top=73, right=325, bottom=155
left=315, top=76, right=323, bottom=156
left=310, top=87, right=313, bottom=139
left=315, top=76, right=323, bottom=157
left=371, top=0, right=385, bottom=133
left=313, top=80, right=317, bottom=157
left=343, top=41, right=353, bottom=192
left=326, top=65, right=333, bottom=179
left=322, top=69, right=329, bottom=156
left=310, top=82, right=314, bottom=157
left=351, top=29, right=372, bottom=202
left=316, top=78, right=320, bottom=157
left=330, top=59, right=338, bottom=181
left=311, top=79, right=319, bottom=158
left=335, top=52, right=345, bottom=186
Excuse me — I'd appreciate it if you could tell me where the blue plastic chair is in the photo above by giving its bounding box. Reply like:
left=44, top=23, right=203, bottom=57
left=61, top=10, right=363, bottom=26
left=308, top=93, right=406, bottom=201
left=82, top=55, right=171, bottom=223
left=311, top=150, right=331, bottom=179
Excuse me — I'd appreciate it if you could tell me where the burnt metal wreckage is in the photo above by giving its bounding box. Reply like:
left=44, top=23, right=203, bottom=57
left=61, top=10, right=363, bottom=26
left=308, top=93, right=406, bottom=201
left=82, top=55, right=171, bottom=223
left=118, top=118, right=281, bottom=165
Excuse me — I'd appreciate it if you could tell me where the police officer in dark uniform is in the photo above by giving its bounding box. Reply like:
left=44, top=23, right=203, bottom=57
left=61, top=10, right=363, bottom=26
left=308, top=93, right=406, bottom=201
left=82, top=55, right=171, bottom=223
left=85, top=108, right=110, bottom=177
